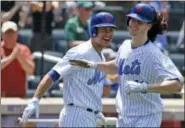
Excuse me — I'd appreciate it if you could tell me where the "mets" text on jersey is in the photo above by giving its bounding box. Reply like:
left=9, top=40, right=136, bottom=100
left=118, top=59, right=141, bottom=75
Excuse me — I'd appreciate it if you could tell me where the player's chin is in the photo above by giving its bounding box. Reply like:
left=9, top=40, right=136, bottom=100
left=129, top=31, right=137, bottom=36
left=102, top=41, right=111, bottom=48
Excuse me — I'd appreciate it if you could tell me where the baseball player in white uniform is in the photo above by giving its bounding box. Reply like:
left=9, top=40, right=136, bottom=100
left=20, top=12, right=116, bottom=127
left=69, top=3, right=184, bottom=127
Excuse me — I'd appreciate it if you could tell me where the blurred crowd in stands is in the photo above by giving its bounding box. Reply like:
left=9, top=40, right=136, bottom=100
left=1, top=1, right=184, bottom=99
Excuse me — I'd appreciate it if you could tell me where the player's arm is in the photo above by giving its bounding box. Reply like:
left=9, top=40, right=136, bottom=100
left=96, top=59, right=118, bottom=74
left=21, top=70, right=60, bottom=123
left=21, top=70, right=63, bottom=123
left=146, top=79, right=183, bottom=94
left=125, top=53, right=184, bottom=94
left=145, top=52, right=184, bottom=94
left=33, top=71, right=57, bottom=99
left=149, top=54, right=184, bottom=93
left=69, top=59, right=118, bottom=74
left=34, top=59, right=75, bottom=98
left=21, top=61, right=73, bottom=123
left=21, top=48, right=82, bottom=123
left=125, top=78, right=184, bottom=94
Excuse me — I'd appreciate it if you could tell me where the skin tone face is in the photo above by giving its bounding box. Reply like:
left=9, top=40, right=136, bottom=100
left=92, top=27, right=115, bottom=51
left=128, top=17, right=152, bottom=37
left=128, top=17, right=152, bottom=47
left=78, top=7, right=92, bottom=23
left=2, top=29, right=18, bottom=49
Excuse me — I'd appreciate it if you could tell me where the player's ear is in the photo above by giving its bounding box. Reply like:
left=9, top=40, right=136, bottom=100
left=148, top=23, right=153, bottom=30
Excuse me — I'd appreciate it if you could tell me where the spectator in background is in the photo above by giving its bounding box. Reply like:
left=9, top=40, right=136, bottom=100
left=57, top=1, right=78, bottom=28
left=1, top=21, right=35, bottom=98
left=64, top=1, right=93, bottom=48
left=20, top=1, right=62, bottom=53
left=1, top=1, right=22, bottom=24
left=53, top=1, right=66, bottom=28
left=65, top=1, right=78, bottom=19
left=30, top=1, right=61, bottom=52
left=0, top=1, right=28, bottom=44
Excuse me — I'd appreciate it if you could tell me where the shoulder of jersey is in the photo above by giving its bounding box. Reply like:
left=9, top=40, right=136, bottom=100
left=69, top=42, right=92, bottom=55
left=120, top=39, right=132, bottom=50
left=147, top=42, right=164, bottom=56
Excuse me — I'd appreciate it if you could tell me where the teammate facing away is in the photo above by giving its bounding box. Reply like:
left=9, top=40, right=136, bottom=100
left=20, top=12, right=116, bottom=127
left=69, top=3, right=184, bottom=127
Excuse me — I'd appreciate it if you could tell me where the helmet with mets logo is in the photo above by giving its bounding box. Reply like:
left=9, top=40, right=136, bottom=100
left=90, top=12, right=117, bottom=37
left=126, top=3, right=157, bottom=24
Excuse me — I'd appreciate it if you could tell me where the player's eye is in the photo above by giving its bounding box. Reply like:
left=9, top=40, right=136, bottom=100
left=130, top=18, right=143, bottom=25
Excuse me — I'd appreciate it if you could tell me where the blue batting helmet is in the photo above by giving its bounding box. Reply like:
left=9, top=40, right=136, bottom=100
left=90, top=12, right=116, bottom=37
left=126, top=3, right=157, bottom=24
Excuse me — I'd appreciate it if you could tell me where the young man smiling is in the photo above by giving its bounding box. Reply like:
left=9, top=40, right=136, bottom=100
left=21, top=12, right=116, bottom=127
left=69, top=3, right=184, bottom=127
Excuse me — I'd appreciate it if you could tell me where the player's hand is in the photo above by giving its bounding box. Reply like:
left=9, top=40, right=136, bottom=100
left=21, top=97, right=40, bottom=123
left=124, top=81, right=148, bottom=94
left=69, top=59, right=97, bottom=68
left=96, top=112, right=107, bottom=123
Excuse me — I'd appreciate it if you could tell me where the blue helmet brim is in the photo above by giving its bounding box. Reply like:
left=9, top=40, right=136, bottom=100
left=94, top=23, right=117, bottom=28
left=126, top=13, right=152, bottom=23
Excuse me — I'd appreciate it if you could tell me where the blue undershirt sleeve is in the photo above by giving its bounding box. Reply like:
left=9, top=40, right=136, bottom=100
left=47, top=70, right=60, bottom=82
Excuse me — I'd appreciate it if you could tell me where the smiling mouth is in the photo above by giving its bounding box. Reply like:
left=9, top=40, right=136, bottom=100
left=103, top=38, right=111, bottom=42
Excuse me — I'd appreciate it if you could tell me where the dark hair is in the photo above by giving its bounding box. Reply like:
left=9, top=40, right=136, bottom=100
left=148, top=12, right=168, bottom=42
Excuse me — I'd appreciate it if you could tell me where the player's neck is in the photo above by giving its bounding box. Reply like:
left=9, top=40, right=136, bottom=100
left=131, top=36, right=148, bottom=47
left=91, top=40, right=103, bottom=52
left=93, top=43, right=103, bottom=52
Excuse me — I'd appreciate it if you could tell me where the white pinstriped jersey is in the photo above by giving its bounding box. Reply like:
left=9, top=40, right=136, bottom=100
left=116, top=86, right=122, bottom=115
left=52, top=40, right=105, bottom=111
left=116, top=39, right=183, bottom=116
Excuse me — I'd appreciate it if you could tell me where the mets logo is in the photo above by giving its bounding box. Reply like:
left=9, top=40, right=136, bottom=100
left=105, top=15, right=111, bottom=22
left=87, top=70, right=105, bottom=85
left=136, top=6, right=142, bottom=13
left=118, top=59, right=141, bottom=75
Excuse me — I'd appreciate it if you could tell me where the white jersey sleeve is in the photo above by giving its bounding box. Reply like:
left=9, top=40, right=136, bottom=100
left=52, top=48, right=83, bottom=78
left=153, top=53, right=184, bottom=84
